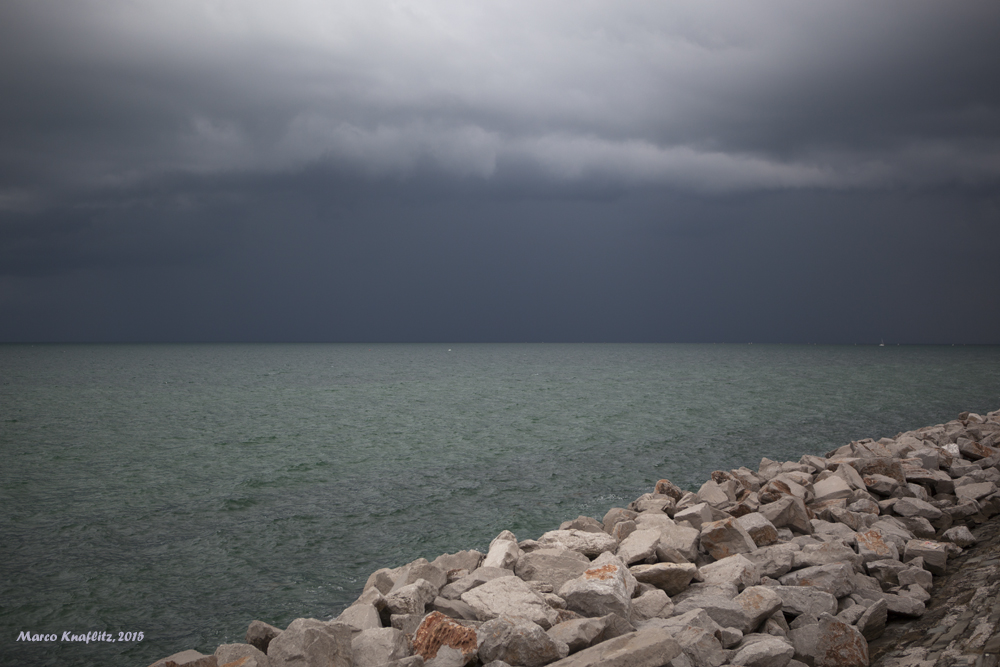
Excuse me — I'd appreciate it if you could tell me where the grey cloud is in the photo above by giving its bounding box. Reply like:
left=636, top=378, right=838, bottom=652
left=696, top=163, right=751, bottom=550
left=3, top=0, right=999, bottom=202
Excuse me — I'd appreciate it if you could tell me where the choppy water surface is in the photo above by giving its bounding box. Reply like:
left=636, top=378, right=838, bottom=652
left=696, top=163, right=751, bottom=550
left=1, top=343, right=998, bottom=666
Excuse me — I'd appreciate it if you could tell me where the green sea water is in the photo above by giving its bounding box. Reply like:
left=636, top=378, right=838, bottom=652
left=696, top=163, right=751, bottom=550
left=1, top=343, right=998, bottom=666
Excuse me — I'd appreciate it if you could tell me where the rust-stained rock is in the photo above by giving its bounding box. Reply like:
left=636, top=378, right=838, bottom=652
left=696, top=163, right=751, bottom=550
left=654, top=479, right=686, bottom=501
left=815, top=613, right=868, bottom=667
left=700, top=517, right=758, bottom=560
left=412, top=612, right=478, bottom=666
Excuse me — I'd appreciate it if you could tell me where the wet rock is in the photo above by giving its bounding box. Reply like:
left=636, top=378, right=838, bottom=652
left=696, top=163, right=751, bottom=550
left=476, top=616, right=569, bottom=667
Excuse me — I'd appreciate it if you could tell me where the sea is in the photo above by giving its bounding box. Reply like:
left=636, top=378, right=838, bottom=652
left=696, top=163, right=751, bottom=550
left=1, top=343, right=999, bottom=666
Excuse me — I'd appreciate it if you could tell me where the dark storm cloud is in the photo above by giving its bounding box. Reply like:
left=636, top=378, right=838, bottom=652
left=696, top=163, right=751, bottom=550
left=0, top=1, right=998, bottom=342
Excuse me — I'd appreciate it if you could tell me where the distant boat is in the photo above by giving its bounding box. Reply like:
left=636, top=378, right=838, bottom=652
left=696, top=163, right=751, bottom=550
left=879, top=339, right=885, bottom=347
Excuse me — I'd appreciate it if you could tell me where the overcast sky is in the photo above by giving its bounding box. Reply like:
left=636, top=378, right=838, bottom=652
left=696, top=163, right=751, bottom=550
left=1, top=0, right=998, bottom=343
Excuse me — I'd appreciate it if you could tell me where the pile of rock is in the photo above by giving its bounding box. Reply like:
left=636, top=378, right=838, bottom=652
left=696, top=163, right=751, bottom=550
left=147, top=409, right=1000, bottom=667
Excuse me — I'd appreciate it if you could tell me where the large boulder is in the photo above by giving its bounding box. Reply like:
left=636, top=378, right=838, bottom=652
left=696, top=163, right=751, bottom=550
left=559, top=553, right=637, bottom=619
left=461, top=576, right=560, bottom=629
left=477, top=616, right=570, bottom=667
left=267, top=619, right=353, bottom=667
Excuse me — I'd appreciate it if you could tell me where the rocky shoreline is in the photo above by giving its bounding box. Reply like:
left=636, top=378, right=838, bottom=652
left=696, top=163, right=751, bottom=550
left=149, top=408, right=1000, bottom=667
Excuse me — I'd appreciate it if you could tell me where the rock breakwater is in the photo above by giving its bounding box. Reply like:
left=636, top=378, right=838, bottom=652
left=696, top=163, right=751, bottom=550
left=148, top=408, right=1000, bottom=667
